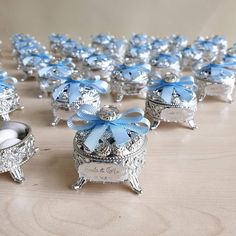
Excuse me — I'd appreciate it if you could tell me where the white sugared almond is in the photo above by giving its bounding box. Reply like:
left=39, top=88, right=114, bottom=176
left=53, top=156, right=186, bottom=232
left=0, top=129, right=18, bottom=144
left=0, top=138, right=21, bottom=149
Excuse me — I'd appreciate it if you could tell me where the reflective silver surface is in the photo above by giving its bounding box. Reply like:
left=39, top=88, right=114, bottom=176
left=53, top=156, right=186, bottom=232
left=0, top=121, right=38, bottom=183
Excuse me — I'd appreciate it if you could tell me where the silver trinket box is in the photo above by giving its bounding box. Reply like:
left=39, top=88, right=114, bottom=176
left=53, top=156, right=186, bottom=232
left=150, top=53, right=181, bottom=77
left=18, top=53, right=52, bottom=82
left=194, top=63, right=235, bottom=102
left=49, top=33, right=69, bottom=55
left=51, top=76, right=108, bottom=126
left=37, top=58, right=75, bottom=98
left=145, top=72, right=197, bottom=129
left=83, top=53, right=114, bottom=81
left=67, top=104, right=150, bottom=194
left=91, top=34, right=114, bottom=51
left=0, top=121, right=38, bottom=183
left=168, top=34, right=188, bottom=53
left=111, top=63, right=151, bottom=102
left=193, top=37, right=219, bottom=63
left=151, top=38, right=169, bottom=56
left=125, top=45, right=151, bottom=64
left=0, top=73, right=23, bottom=120
left=181, top=46, right=202, bottom=70
left=129, top=34, right=152, bottom=47
left=211, top=35, right=228, bottom=62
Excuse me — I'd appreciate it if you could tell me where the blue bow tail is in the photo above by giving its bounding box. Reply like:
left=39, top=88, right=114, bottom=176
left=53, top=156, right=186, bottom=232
left=84, top=124, right=108, bottom=150
left=0, top=82, right=13, bottom=93
left=69, top=83, right=81, bottom=104
left=110, top=125, right=131, bottom=145
left=161, top=86, right=174, bottom=104
left=52, top=83, right=67, bottom=100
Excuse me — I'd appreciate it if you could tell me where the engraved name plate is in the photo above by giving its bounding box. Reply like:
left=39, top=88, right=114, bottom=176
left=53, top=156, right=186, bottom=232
left=205, top=84, right=229, bottom=96
left=79, top=162, right=129, bottom=183
left=161, top=107, right=194, bottom=122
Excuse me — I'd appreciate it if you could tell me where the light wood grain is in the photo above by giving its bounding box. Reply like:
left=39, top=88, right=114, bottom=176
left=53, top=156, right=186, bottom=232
left=0, top=47, right=236, bottom=236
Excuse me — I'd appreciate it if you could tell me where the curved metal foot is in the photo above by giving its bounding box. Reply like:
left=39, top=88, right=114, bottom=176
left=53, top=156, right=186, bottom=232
left=17, top=105, right=24, bottom=110
left=72, top=177, right=87, bottom=190
left=226, top=94, right=233, bottom=103
left=51, top=116, right=60, bottom=126
left=197, top=94, right=206, bottom=102
left=38, top=90, right=48, bottom=99
left=187, top=119, right=196, bottom=130
left=20, top=74, right=28, bottom=82
left=10, top=167, right=25, bottom=183
left=114, top=94, right=124, bottom=102
left=150, top=120, right=161, bottom=130
left=129, top=175, right=143, bottom=194
left=1, top=114, right=10, bottom=121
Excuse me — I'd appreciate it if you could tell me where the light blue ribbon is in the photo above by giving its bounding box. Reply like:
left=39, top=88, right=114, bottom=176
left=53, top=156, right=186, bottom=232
left=0, top=79, right=13, bottom=93
left=148, top=76, right=195, bottom=103
left=53, top=78, right=109, bottom=104
left=38, top=59, right=74, bottom=79
left=152, top=53, right=180, bottom=65
left=200, top=63, right=236, bottom=82
left=0, top=71, right=17, bottom=85
left=67, top=104, right=150, bottom=151
left=22, top=53, right=51, bottom=66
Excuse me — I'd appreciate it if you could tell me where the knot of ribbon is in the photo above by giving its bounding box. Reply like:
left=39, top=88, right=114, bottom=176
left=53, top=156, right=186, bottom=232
left=52, top=78, right=109, bottom=104
left=148, top=76, right=195, bottom=104
left=67, top=104, right=150, bottom=151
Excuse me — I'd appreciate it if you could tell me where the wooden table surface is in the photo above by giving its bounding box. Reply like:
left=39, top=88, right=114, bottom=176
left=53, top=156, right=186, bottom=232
left=0, top=48, right=236, bottom=236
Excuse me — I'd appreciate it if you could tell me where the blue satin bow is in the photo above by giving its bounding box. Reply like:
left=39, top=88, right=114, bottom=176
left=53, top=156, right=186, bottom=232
left=200, top=63, right=235, bottom=82
left=67, top=104, right=150, bottom=151
left=148, top=76, right=195, bottom=103
left=53, top=78, right=109, bottom=104
left=22, top=53, right=51, bottom=66
left=0, top=79, right=13, bottom=93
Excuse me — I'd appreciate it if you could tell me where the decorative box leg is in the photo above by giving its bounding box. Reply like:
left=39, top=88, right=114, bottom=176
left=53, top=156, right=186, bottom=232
left=226, top=93, right=233, bottom=103
left=51, top=116, right=60, bottom=126
left=114, top=93, right=124, bottom=102
left=187, top=119, right=196, bottom=130
left=38, top=90, right=48, bottom=99
left=72, top=177, right=87, bottom=190
left=9, top=166, right=25, bottom=183
left=17, top=104, right=24, bottom=110
left=129, top=174, right=143, bottom=194
left=139, top=90, right=147, bottom=99
left=150, top=120, right=161, bottom=130
left=20, top=74, right=28, bottom=82
left=1, top=113, right=10, bottom=121
left=197, top=92, right=206, bottom=102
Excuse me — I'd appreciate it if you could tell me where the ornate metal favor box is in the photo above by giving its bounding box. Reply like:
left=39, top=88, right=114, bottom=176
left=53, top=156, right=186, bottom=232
left=48, top=33, right=69, bottom=55
left=145, top=72, right=197, bottom=129
left=83, top=53, right=114, bottom=81
left=168, top=34, right=188, bottom=52
left=194, top=63, right=235, bottom=102
left=193, top=37, right=219, bottom=63
left=67, top=105, right=150, bottom=194
left=150, top=53, right=181, bottom=77
left=0, top=121, right=38, bottom=182
left=111, top=63, right=151, bottom=102
left=19, top=53, right=52, bottom=82
left=180, top=46, right=202, bottom=70
left=36, top=58, right=75, bottom=98
left=51, top=76, right=108, bottom=126
left=0, top=72, right=23, bottom=120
